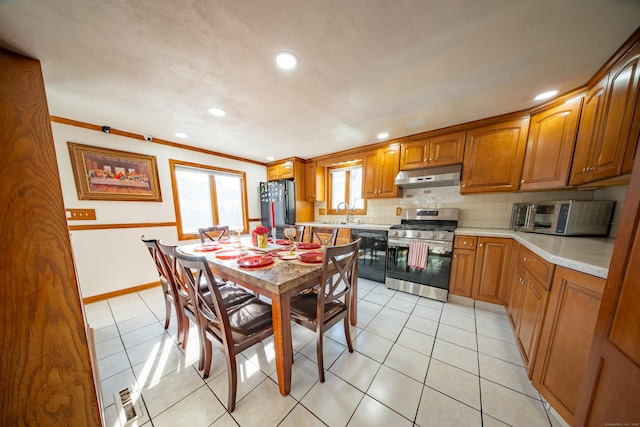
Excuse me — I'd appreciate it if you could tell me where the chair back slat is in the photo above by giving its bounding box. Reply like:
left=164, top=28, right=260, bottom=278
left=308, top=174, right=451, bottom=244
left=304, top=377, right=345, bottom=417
left=198, top=226, right=231, bottom=243
left=156, top=241, right=191, bottom=301
left=310, top=226, right=339, bottom=246
left=317, top=238, right=361, bottom=307
left=174, top=251, right=234, bottom=346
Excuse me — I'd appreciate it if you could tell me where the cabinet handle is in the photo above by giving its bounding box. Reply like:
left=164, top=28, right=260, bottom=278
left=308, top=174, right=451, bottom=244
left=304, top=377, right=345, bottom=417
left=463, top=240, right=468, bottom=244
left=479, top=243, right=483, bottom=247
left=461, top=184, right=466, bottom=187
left=590, top=167, right=594, bottom=172
left=523, top=257, right=528, bottom=262
left=521, top=180, right=526, bottom=183
left=429, top=158, right=433, bottom=161
left=453, top=255, right=457, bottom=258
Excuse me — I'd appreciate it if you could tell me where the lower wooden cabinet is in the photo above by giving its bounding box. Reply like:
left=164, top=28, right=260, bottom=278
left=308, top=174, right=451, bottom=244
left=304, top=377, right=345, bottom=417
left=532, top=266, right=605, bottom=425
left=450, top=248, right=476, bottom=298
left=471, top=237, right=512, bottom=304
left=507, top=245, right=554, bottom=373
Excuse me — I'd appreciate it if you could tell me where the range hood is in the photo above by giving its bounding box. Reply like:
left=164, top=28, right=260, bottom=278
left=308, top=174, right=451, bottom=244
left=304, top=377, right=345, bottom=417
left=394, top=164, right=462, bottom=189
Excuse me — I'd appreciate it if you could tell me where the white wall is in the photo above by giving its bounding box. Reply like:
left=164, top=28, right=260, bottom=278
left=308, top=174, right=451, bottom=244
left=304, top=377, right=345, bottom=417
left=51, top=122, right=267, bottom=298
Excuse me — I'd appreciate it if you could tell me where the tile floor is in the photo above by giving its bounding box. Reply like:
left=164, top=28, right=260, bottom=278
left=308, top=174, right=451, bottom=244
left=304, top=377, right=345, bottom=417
left=87, top=279, right=567, bottom=427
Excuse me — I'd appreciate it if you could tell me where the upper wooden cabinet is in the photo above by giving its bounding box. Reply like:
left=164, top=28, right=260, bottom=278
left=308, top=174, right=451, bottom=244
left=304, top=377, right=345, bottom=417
left=304, top=161, right=325, bottom=202
left=363, top=143, right=402, bottom=199
left=460, top=117, right=529, bottom=193
left=267, top=159, right=295, bottom=181
left=399, top=131, right=465, bottom=170
left=570, top=42, right=640, bottom=185
left=521, top=98, right=582, bottom=190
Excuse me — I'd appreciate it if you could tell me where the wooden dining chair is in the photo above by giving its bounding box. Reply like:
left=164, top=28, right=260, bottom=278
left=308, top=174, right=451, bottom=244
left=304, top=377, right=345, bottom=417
left=289, top=238, right=361, bottom=382
left=310, top=226, right=339, bottom=246
left=141, top=236, right=176, bottom=331
left=156, top=241, right=253, bottom=356
left=284, top=224, right=305, bottom=243
left=198, top=225, right=230, bottom=243
left=174, top=250, right=274, bottom=412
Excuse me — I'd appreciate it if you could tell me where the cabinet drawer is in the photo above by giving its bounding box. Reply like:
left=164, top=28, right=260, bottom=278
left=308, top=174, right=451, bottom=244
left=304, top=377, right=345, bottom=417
left=454, top=235, right=477, bottom=249
left=518, top=245, right=554, bottom=288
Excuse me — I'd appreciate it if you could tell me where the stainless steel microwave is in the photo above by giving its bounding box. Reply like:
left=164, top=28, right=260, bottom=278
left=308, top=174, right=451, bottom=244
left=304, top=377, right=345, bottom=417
left=510, top=200, right=615, bottom=236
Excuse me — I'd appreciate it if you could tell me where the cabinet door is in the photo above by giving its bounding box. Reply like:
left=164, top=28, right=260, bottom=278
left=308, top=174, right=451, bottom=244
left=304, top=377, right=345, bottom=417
left=450, top=249, right=476, bottom=298
left=267, top=164, right=280, bottom=181
left=362, top=150, right=380, bottom=198
left=279, top=160, right=295, bottom=179
left=304, top=162, right=325, bottom=201
left=593, top=50, right=640, bottom=181
left=521, top=99, right=582, bottom=190
left=400, top=139, right=429, bottom=170
left=429, top=131, right=465, bottom=167
left=377, top=144, right=401, bottom=197
left=515, top=272, right=548, bottom=373
left=532, top=267, right=605, bottom=424
left=507, top=267, right=525, bottom=329
left=461, top=118, right=529, bottom=193
left=570, top=79, right=608, bottom=186
left=471, top=237, right=512, bottom=304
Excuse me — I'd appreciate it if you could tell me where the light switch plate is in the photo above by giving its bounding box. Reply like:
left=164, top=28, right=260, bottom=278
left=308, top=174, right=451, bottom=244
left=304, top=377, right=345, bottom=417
left=395, top=207, right=402, bottom=216
left=65, top=208, right=96, bottom=220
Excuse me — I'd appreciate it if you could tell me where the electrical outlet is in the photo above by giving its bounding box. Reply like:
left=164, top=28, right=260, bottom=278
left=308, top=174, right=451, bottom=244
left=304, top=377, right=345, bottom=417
left=319, top=208, right=326, bottom=215
left=395, top=207, right=402, bottom=216
left=65, top=208, right=96, bottom=220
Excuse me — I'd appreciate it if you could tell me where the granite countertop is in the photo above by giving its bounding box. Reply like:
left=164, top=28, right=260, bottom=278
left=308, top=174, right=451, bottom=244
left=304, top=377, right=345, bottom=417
left=296, top=221, right=394, bottom=231
left=455, top=228, right=615, bottom=279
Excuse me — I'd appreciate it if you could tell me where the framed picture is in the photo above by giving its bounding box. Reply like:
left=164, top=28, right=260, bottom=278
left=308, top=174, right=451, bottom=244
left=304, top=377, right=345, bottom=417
left=67, top=142, right=162, bottom=202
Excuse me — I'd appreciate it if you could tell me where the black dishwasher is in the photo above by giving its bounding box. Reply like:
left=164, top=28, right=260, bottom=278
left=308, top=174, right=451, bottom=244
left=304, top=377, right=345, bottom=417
left=351, top=229, right=388, bottom=283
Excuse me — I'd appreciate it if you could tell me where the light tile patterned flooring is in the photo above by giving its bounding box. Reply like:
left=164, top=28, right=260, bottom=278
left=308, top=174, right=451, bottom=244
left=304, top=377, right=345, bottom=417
left=87, top=279, right=566, bottom=427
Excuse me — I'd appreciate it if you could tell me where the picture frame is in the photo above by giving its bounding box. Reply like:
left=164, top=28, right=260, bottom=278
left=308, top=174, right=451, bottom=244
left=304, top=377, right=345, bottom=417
left=67, top=142, right=162, bottom=202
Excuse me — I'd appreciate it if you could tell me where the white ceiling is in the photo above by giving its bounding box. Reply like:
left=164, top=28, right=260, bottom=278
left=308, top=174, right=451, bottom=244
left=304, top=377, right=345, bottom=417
left=1, top=1, right=639, bottom=163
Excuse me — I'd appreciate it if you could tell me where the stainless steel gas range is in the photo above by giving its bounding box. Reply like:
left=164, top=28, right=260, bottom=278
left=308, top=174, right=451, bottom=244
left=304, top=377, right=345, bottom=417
left=386, top=208, right=459, bottom=302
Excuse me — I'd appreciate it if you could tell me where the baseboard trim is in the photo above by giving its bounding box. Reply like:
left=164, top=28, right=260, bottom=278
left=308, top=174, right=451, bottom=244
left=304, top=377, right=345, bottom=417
left=82, top=281, right=161, bottom=304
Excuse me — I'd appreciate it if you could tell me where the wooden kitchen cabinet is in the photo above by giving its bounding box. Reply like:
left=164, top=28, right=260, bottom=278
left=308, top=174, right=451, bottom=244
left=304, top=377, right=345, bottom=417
left=507, top=245, right=554, bottom=374
left=461, top=117, right=529, bottom=193
left=267, top=159, right=295, bottom=181
left=521, top=98, right=582, bottom=190
left=363, top=143, right=402, bottom=198
left=570, top=42, right=640, bottom=185
left=304, top=161, right=325, bottom=201
left=450, top=235, right=477, bottom=298
left=471, top=237, right=512, bottom=304
left=532, top=266, right=604, bottom=424
left=399, top=131, right=465, bottom=170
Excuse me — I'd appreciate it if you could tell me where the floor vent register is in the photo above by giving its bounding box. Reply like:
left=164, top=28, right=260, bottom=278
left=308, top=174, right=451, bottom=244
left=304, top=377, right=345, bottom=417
left=114, top=386, right=144, bottom=426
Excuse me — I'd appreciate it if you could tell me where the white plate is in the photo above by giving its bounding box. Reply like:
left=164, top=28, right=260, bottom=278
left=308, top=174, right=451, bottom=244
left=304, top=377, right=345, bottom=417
left=280, top=254, right=297, bottom=260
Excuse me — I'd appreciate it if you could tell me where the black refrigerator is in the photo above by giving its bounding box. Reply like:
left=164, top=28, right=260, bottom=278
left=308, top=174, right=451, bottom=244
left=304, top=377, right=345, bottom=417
left=260, top=180, right=296, bottom=239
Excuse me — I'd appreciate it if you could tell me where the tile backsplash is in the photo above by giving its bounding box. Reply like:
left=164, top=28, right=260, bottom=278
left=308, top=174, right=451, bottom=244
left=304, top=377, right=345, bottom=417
left=315, top=185, right=628, bottom=238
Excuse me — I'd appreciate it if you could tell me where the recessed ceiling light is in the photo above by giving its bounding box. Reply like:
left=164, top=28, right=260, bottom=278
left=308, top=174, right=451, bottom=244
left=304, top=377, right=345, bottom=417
left=175, top=132, right=188, bottom=138
left=276, top=52, right=298, bottom=70
left=266, top=156, right=275, bottom=161
left=534, top=90, right=559, bottom=101
left=208, top=107, right=226, bottom=116
left=377, top=132, right=389, bottom=139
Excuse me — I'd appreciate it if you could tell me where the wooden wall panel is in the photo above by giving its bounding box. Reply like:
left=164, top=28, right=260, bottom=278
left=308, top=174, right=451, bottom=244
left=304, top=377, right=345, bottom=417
left=0, top=49, right=101, bottom=425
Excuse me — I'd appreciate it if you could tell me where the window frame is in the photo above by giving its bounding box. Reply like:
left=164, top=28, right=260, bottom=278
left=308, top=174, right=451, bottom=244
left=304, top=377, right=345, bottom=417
left=169, top=159, right=249, bottom=241
left=326, top=162, right=367, bottom=216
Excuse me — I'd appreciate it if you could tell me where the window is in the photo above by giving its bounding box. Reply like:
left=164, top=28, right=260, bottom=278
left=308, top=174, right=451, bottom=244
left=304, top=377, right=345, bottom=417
left=327, top=163, right=366, bottom=215
left=170, top=160, right=248, bottom=240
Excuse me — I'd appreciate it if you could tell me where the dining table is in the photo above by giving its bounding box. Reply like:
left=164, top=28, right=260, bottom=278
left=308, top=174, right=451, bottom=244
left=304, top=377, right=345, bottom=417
left=179, top=238, right=358, bottom=397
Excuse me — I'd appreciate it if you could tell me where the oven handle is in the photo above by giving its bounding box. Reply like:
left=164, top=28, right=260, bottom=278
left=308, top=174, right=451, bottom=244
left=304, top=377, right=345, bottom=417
left=387, top=238, right=453, bottom=252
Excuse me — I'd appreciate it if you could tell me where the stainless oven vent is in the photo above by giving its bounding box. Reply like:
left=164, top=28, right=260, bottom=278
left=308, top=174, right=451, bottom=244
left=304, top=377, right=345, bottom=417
left=394, top=164, right=462, bottom=189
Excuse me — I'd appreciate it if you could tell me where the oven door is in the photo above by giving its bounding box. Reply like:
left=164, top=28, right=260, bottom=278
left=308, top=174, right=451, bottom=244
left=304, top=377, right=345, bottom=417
left=385, top=237, right=453, bottom=300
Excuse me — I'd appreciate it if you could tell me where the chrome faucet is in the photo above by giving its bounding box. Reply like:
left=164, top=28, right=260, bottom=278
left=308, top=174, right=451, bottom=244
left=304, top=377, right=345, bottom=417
left=336, top=201, right=350, bottom=223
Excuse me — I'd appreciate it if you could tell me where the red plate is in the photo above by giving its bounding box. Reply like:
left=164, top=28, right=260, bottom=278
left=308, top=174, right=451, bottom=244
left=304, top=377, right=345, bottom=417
left=193, top=244, right=221, bottom=252
left=297, top=242, right=321, bottom=250
left=215, top=250, right=244, bottom=259
left=297, top=251, right=324, bottom=264
left=237, top=255, right=274, bottom=268
left=217, top=239, right=239, bottom=245
left=268, top=238, right=291, bottom=245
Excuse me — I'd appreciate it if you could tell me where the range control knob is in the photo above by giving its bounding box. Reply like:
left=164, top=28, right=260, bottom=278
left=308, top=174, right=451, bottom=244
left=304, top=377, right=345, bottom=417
left=429, top=232, right=437, bottom=239
left=392, top=231, right=399, bottom=236
left=401, top=231, right=407, bottom=237
left=415, top=232, right=421, bottom=237
left=439, top=232, right=448, bottom=239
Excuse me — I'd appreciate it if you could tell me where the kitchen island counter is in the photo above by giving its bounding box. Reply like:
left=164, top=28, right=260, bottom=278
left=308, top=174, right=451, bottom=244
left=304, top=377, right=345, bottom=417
left=296, top=221, right=395, bottom=231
